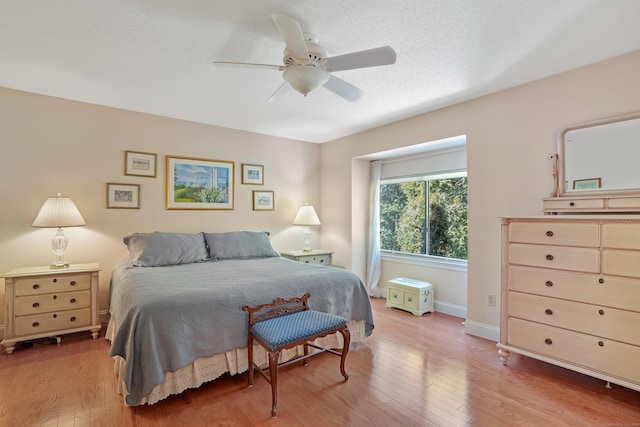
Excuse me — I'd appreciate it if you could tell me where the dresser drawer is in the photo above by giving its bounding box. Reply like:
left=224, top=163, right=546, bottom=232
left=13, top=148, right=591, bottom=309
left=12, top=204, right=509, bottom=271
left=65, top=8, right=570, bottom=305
left=14, top=308, right=91, bottom=336
left=542, top=198, right=605, bottom=212
left=602, top=224, right=640, bottom=250
left=14, top=290, right=91, bottom=315
left=508, top=318, right=640, bottom=384
left=508, top=266, right=640, bottom=311
left=509, top=292, right=640, bottom=344
left=14, top=273, right=91, bottom=296
left=509, top=222, right=599, bottom=247
left=509, top=243, right=600, bottom=273
left=603, top=250, right=640, bottom=278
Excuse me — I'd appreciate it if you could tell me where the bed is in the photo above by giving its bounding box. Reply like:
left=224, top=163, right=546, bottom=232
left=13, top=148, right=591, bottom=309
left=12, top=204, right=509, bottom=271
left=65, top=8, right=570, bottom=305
left=106, top=231, right=374, bottom=406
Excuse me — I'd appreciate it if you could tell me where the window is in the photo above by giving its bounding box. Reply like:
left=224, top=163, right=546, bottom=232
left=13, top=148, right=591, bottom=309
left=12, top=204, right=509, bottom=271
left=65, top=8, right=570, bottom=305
left=380, top=171, right=467, bottom=261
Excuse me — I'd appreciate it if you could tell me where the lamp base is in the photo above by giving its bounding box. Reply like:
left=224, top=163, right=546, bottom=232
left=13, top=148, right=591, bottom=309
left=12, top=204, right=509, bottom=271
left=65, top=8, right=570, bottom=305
left=50, top=260, right=69, bottom=269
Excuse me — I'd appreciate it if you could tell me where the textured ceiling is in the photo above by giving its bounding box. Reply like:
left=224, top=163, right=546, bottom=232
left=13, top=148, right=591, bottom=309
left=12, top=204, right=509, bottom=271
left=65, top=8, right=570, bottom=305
left=1, top=1, right=639, bottom=143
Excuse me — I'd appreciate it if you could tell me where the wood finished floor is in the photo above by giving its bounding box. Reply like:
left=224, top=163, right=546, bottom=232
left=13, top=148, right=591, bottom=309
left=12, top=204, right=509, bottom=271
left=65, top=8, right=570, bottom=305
left=1, top=297, right=639, bottom=426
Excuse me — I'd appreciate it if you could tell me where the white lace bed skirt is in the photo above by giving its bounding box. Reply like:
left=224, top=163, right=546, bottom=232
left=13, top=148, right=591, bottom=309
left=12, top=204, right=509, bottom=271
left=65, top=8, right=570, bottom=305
left=105, top=318, right=367, bottom=406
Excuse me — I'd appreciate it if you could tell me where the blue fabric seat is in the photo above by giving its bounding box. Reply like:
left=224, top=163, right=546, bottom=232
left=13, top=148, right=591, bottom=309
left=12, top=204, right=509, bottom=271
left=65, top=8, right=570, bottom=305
left=243, top=293, right=351, bottom=417
left=251, top=310, right=348, bottom=350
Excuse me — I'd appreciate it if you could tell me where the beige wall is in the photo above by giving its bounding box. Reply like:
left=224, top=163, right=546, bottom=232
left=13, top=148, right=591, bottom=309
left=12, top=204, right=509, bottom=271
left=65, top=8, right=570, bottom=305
left=320, top=50, right=640, bottom=340
left=0, top=88, right=321, bottom=326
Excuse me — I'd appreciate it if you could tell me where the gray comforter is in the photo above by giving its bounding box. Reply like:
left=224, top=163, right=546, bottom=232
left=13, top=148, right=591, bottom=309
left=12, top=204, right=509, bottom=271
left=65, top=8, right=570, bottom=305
left=108, top=257, right=374, bottom=405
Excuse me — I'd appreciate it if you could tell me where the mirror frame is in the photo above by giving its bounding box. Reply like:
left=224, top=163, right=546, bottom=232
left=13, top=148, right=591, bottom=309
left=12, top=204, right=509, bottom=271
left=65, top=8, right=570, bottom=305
left=555, top=111, right=640, bottom=198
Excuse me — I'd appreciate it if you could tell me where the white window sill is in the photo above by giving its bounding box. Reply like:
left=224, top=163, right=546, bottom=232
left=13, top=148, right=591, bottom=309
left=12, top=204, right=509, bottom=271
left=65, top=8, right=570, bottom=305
left=381, top=251, right=468, bottom=272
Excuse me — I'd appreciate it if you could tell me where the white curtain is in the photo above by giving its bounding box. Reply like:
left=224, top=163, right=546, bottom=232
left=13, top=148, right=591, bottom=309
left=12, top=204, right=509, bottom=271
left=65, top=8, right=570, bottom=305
left=366, top=160, right=382, bottom=296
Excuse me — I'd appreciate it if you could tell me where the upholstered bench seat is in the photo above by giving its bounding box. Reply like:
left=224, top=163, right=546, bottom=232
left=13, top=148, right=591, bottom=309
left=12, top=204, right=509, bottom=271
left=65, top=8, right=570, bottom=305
left=243, top=293, right=351, bottom=417
left=251, top=310, right=348, bottom=350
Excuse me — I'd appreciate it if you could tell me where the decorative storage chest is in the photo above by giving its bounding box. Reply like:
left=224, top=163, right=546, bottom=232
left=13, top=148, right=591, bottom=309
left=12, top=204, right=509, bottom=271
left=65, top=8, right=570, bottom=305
left=386, top=277, right=434, bottom=316
left=2, top=263, right=101, bottom=354
left=498, top=216, right=640, bottom=392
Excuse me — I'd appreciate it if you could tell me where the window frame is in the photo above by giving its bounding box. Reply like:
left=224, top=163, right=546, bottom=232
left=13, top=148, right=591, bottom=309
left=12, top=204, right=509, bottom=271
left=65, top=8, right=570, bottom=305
left=379, top=169, right=468, bottom=267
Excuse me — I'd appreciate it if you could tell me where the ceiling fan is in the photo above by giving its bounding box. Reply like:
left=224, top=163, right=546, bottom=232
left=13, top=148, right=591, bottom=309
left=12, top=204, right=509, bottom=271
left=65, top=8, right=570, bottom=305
left=213, top=14, right=397, bottom=101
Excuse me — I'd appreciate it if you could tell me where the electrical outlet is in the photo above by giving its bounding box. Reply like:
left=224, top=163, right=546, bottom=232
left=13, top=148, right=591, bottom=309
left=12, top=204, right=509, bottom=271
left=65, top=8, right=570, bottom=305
left=488, top=294, right=496, bottom=307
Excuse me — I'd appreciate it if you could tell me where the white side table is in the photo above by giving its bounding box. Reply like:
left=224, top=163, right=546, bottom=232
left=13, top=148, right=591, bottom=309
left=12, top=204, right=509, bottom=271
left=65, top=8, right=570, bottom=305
left=280, top=249, right=333, bottom=266
left=2, top=263, right=101, bottom=354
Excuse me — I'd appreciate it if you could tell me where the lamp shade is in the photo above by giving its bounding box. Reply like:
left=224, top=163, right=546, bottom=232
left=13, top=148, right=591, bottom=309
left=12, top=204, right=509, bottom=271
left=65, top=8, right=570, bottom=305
left=293, top=204, right=321, bottom=226
left=32, top=193, right=86, bottom=228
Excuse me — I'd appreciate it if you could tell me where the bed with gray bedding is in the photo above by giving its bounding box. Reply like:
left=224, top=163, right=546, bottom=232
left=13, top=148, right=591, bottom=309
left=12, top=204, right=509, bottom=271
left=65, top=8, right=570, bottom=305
left=107, top=231, right=374, bottom=406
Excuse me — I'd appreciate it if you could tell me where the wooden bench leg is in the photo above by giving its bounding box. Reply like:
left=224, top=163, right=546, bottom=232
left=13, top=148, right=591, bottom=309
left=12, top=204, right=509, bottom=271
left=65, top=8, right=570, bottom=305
left=268, top=349, right=280, bottom=417
left=247, top=333, right=254, bottom=387
left=339, top=326, right=351, bottom=381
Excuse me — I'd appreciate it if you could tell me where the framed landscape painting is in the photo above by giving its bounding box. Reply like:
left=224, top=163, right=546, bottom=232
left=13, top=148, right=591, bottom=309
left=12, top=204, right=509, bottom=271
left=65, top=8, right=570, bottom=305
left=166, top=156, right=234, bottom=210
left=253, top=190, right=274, bottom=211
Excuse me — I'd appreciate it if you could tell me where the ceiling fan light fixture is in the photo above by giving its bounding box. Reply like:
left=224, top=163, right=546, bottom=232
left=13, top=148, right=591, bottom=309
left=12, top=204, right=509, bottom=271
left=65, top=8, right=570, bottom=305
left=283, top=65, right=330, bottom=96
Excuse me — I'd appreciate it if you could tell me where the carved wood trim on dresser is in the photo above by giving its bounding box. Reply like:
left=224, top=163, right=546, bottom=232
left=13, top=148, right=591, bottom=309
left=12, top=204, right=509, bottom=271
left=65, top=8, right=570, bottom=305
left=498, top=216, right=640, bottom=392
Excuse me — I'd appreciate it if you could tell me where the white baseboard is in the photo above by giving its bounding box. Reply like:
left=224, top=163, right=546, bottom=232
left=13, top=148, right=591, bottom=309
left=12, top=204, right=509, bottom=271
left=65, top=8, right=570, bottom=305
left=434, top=300, right=467, bottom=319
left=463, top=319, right=499, bottom=342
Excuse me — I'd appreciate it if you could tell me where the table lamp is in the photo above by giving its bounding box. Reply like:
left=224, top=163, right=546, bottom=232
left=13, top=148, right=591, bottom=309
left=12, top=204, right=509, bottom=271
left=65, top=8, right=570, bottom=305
left=293, top=203, right=321, bottom=251
left=32, top=193, right=86, bottom=268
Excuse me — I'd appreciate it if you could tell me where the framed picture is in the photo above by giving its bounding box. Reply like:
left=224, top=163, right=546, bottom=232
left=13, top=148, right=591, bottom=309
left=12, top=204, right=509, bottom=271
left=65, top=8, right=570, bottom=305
left=166, top=155, right=234, bottom=210
left=242, top=163, right=264, bottom=185
left=573, top=178, right=601, bottom=190
left=253, top=190, right=274, bottom=211
left=125, top=150, right=157, bottom=177
left=106, top=183, right=140, bottom=209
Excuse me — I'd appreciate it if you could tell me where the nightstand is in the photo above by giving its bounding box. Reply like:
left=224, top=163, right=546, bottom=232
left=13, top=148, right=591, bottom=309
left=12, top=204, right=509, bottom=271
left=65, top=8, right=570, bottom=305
left=280, top=249, right=333, bottom=266
left=2, top=263, right=101, bottom=354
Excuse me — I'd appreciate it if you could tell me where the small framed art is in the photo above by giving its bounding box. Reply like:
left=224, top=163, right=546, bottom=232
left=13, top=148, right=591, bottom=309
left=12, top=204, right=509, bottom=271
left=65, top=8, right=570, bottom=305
left=573, top=178, right=601, bottom=190
left=253, top=190, right=274, bottom=211
left=166, top=155, right=234, bottom=210
left=242, top=163, right=264, bottom=185
left=125, top=150, right=157, bottom=177
left=107, top=183, right=140, bottom=209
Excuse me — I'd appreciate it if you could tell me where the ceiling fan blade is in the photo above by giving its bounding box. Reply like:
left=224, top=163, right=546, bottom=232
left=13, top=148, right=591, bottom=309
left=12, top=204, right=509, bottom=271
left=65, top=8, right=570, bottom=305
left=267, top=81, right=291, bottom=102
left=271, top=13, right=309, bottom=60
left=213, top=61, right=284, bottom=71
left=323, top=75, right=364, bottom=102
left=324, top=46, right=396, bottom=72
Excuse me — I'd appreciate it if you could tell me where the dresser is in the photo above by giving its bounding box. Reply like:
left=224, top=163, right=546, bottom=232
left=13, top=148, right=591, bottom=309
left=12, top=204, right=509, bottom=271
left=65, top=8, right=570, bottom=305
left=280, top=249, right=333, bottom=266
left=498, top=216, right=640, bottom=392
left=2, top=263, right=101, bottom=354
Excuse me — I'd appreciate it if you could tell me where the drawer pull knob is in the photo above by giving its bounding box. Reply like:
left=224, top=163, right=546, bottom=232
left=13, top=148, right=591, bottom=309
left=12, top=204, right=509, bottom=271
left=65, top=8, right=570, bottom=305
left=598, top=278, right=605, bottom=284
left=70, top=281, right=77, bottom=286
left=70, top=298, right=77, bottom=303
left=569, top=202, right=575, bottom=206
left=545, top=254, right=554, bottom=261
left=70, top=316, right=77, bottom=322
left=393, top=292, right=398, bottom=298
left=545, top=338, right=553, bottom=345
left=407, top=296, right=413, bottom=302
left=53, top=295, right=57, bottom=300
left=545, top=231, right=554, bottom=237
left=33, top=284, right=40, bottom=290
left=545, top=280, right=553, bottom=287
left=32, top=321, right=40, bottom=327
left=53, top=278, right=57, bottom=283
left=598, top=309, right=605, bottom=315
left=545, top=309, right=553, bottom=315
left=32, top=302, right=40, bottom=308
left=598, top=341, right=604, bottom=347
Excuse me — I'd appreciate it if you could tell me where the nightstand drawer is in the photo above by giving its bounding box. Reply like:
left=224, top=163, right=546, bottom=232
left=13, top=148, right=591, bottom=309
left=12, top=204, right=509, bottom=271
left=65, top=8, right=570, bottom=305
left=15, top=308, right=91, bottom=336
left=14, top=290, right=91, bottom=315
left=297, top=254, right=332, bottom=265
left=14, top=273, right=91, bottom=296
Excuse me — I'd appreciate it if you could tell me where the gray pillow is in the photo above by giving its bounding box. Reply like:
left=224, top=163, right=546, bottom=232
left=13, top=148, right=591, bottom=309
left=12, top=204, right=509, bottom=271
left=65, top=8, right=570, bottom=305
left=203, top=231, right=279, bottom=261
left=123, top=232, right=210, bottom=267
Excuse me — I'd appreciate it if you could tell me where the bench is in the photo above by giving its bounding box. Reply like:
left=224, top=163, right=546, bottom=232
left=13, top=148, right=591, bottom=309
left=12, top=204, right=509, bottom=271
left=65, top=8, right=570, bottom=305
left=242, top=293, right=350, bottom=417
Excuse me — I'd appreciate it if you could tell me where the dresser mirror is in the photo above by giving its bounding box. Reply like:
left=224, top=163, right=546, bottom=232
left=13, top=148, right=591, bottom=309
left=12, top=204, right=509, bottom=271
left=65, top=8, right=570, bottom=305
left=558, top=113, right=640, bottom=197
